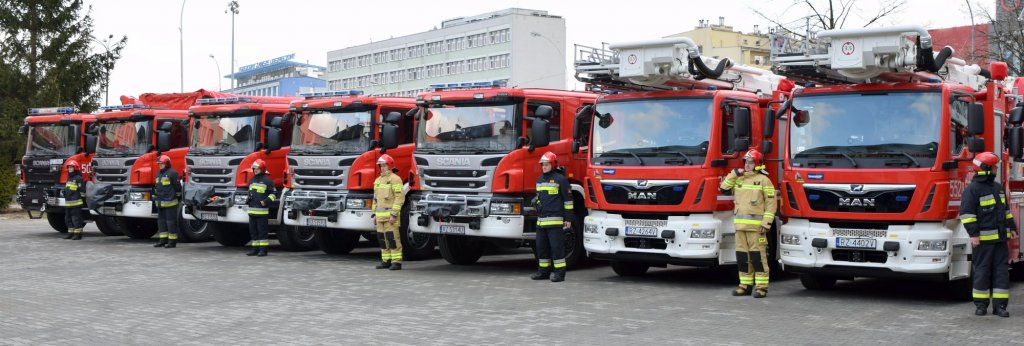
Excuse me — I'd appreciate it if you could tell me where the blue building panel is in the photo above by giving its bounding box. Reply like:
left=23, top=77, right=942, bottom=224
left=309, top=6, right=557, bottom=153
left=279, top=77, right=327, bottom=96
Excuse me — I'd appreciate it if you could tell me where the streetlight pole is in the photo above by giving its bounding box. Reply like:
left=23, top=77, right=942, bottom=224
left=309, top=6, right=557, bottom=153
left=91, top=34, right=114, bottom=105
left=966, top=0, right=975, bottom=64
left=179, top=0, right=186, bottom=92
left=226, top=1, right=239, bottom=90
left=209, top=54, right=222, bottom=91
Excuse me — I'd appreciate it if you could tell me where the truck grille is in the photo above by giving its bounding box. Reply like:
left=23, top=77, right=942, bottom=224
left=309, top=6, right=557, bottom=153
left=93, top=167, right=129, bottom=183
left=421, top=168, right=491, bottom=192
left=624, top=237, right=668, bottom=250
left=803, top=188, right=914, bottom=213
left=832, top=249, right=888, bottom=263
left=291, top=168, right=346, bottom=189
left=602, top=184, right=687, bottom=205
left=832, top=228, right=887, bottom=238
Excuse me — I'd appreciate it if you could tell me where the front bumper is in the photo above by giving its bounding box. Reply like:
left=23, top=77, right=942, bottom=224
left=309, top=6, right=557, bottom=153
left=779, top=218, right=969, bottom=280
left=582, top=210, right=735, bottom=266
left=182, top=186, right=280, bottom=225
left=89, top=186, right=157, bottom=218
left=281, top=189, right=375, bottom=231
left=407, top=193, right=531, bottom=239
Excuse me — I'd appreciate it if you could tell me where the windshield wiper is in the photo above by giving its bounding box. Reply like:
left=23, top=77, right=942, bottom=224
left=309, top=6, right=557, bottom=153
left=795, top=151, right=858, bottom=168
left=876, top=151, right=921, bottom=168
left=601, top=151, right=645, bottom=166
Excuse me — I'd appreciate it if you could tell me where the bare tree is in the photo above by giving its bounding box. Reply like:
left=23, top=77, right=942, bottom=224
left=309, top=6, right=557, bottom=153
left=976, top=2, right=1024, bottom=75
left=752, top=0, right=908, bottom=40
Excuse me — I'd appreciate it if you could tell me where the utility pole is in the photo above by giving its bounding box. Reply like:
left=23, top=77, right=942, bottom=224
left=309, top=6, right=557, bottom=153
left=179, top=0, right=186, bottom=92
left=227, top=1, right=240, bottom=89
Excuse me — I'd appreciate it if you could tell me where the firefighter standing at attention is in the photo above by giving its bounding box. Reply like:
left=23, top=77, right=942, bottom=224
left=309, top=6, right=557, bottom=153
left=959, top=152, right=1015, bottom=317
left=246, top=159, right=276, bottom=257
left=153, top=155, right=182, bottom=248
left=720, top=149, right=776, bottom=298
left=62, top=159, right=86, bottom=240
left=531, top=152, right=573, bottom=283
left=373, top=154, right=405, bottom=270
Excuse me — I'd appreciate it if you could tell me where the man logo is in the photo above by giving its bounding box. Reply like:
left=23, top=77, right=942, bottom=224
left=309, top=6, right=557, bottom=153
left=850, top=184, right=865, bottom=192
left=627, top=191, right=658, bottom=200
left=636, top=180, right=649, bottom=189
left=839, top=197, right=875, bottom=207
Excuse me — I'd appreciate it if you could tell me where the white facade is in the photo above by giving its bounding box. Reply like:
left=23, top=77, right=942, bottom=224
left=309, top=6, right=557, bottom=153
left=325, top=8, right=567, bottom=97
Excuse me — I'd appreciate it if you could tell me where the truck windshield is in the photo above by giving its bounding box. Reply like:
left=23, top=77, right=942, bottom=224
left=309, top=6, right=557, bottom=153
left=96, top=120, right=151, bottom=157
left=417, top=104, right=517, bottom=153
left=190, top=115, right=258, bottom=156
left=591, top=98, right=712, bottom=166
left=790, top=91, right=941, bottom=169
left=26, top=124, right=77, bottom=157
left=291, top=110, right=372, bottom=155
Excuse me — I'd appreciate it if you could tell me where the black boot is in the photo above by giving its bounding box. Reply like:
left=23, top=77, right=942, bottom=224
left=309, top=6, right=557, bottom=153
left=975, top=303, right=989, bottom=316
left=164, top=240, right=177, bottom=248
left=376, top=261, right=392, bottom=269
left=63, top=232, right=74, bottom=239
left=550, top=268, right=566, bottom=282
left=530, top=267, right=551, bottom=280
left=72, top=232, right=82, bottom=240
left=732, top=285, right=753, bottom=296
left=753, top=288, right=768, bottom=298
left=256, top=247, right=268, bottom=257
left=154, top=238, right=168, bottom=247
left=389, top=262, right=402, bottom=271
left=993, top=304, right=1010, bottom=318
left=246, top=246, right=260, bottom=256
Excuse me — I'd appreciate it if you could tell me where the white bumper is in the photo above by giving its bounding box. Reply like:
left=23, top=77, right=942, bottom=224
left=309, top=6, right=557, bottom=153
left=283, top=209, right=376, bottom=231
left=183, top=204, right=281, bottom=225
left=90, top=200, right=156, bottom=218
left=582, top=210, right=736, bottom=265
left=779, top=218, right=969, bottom=279
left=408, top=211, right=528, bottom=239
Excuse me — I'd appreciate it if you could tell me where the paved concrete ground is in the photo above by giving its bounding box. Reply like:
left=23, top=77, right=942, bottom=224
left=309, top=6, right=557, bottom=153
left=1, top=218, right=1022, bottom=346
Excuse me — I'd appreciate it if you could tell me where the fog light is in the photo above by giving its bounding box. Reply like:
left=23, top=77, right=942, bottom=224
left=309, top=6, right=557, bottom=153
left=917, top=240, right=947, bottom=251
left=129, top=192, right=150, bottom=201
left=346, top=198, right=371, bottom=209
left=489, top=202, right=521, bottom=215
left=690, top=229, right=716, bottom=239
left=781, top=234, right=801, bottom=245
left=233, top=194, right=249, bottom=205
left=584, top=223, right=598, bottom=234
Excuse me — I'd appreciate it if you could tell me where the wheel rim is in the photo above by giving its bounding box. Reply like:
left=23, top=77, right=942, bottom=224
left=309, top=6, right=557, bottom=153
left=296, top=227, right=317, bottom=242
left=408, top=231, right=431, bottom=249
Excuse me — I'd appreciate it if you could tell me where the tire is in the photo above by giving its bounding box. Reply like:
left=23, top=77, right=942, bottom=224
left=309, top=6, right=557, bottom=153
left=46, top=212, right=68, bottom=233
left=400, top=202, right=436, bottom=261
left=95, top=216, right=124, bottom=236
left=362, top=232, right=379, bottom=246
left=118, top=217, right=158, bottom=239
left=314, top=228, right=360, bottom=255
left=610, top=261, right=650, bottom=277
left=277, top=225, right=318, bottom=252
left=563, top=197, right=588, bottom=268
left=946, top=278, right=974, bottom=301
left=438, top=235, right=483, bottom=265
left=799, top=273, right=838, bottom=290
left=210, top=222, right=250, bottom=247
left=177, top=211, right=212, bottom=242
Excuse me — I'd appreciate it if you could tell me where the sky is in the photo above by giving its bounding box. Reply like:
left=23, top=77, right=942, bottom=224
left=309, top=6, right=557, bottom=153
left=85, top=0, right=995, bottom=104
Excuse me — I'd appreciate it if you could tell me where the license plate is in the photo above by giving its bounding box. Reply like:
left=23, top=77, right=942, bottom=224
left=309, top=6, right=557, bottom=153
left=836, top=237, right=876, bottom=249
left=625, top=226, right=659, bottom=237
left=99, top=207, right=115, bottom=215
left=439, top=225, right=466, bottom=235
left=197, top=212, right=218, bottom=221
left=305, top=217, right=327, bottom=227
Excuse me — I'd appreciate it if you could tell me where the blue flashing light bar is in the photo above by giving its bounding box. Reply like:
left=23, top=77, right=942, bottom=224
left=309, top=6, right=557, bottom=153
left=28, top=107, right=76, bottom=115
left=99, top=104, right=149, bottom=112
left=429, top=80, right=508, bottom=91
left=195, top=97, right=254, bottom=105
left=300, top=90, right=364, bottom=99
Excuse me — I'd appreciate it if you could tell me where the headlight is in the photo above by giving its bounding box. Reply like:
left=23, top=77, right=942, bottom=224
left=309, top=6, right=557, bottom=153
left=690, top=229, right=716, bottom=239
left=129, top=192, right=150, bottom=201
left=584, top=223, right=599, bottom=234
left=917, top=240, right=947, bottom=251
left=489, top=202, right=521, bottom=215
left=233, top=194, right=249, bottom=205
left=346, top=198, right=372, bottom=209
left=781, top=234, right=801, bottom=245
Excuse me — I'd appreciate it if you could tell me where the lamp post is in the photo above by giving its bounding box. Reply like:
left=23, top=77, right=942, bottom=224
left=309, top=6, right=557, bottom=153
left=966, top=0, right=975, bottom=64
left=91, top=34, right=114, bottom=105
left=209, top=54, right=222, bottom=91
left=226, top=1, right=239, bottom=89
left=179, top=0, right=186, bottom=92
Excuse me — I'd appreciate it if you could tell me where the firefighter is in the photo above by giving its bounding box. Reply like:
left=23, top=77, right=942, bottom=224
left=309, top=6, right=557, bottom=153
left=720, top=149, right=776, bottom=298
left=530, top=152, right=573, bottom=282
left=246, top=159, right=276, bottom=257
left=62, top=159, right=86, bottom=240
left=373, top=154, right=405, bottom=270
left=959, top=152, right=1015, bottom=317
left=153, top=155, right=182, bottom=248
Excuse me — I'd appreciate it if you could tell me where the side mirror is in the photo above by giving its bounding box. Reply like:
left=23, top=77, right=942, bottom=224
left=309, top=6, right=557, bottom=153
left=732, top=138, right=750, bottom=153
left=1011, top=127, right=1024, bottom=159
left=573, top=105, right=593, bottom=140
left=534, top=105, right=554, bottom=119
left=84, top=134, right=97, bottom=154
left=159, top=121, right=173, bottom=132
left=265, top=127, right=282, bottom=153
left=571, top=141, right=580, bottom=154
left=733, top=107, right=751, bottom=138
left=529, top=119, right=551, bottom=151
left=1009, top=106, right=1024, bottom=126
left=763, top=109, right=776, bottom=138
left=18, top=124, right=28, bottom=135
left=385, top=111, right=402, bottom=124
left=193, top=120, right=201, bottom=129
left=967, top=103, right=985, bottom=135
left=381, top=124, right=399, bottom=151
left=269, top=116, right=283, bottom=128
left=405, top=108, right=419, bottom=119
left=968, top=137, right=985, bottom=153
left=760, top=139, right=774, bottom=155
left=157, top=132, right=171, bottom=153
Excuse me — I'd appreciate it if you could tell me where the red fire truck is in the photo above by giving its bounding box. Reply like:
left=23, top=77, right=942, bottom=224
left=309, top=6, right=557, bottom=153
left=772, top=25, right=1023, bottom=295
left=17, top=107, right=96, bottom=233
left=572, top=38, right=790, bottom=276
left=181, top=96, right=299, bottom=248
left=280, top=91, right=427, bottom=256
left=404, top=81, right=597, bottom=266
